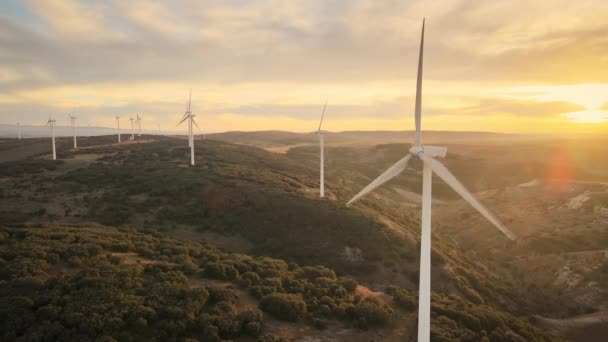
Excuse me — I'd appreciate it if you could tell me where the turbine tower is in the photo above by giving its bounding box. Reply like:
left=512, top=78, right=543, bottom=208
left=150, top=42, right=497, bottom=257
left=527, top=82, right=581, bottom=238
left=177, top=91, right=200, bottom=166
left=314, top=101, right=328, bottom=198
left=46, top=115, right=57, bottom=160
left=129, top=117, right=135, bottom=140
left=116, top=116, right=121, bottom=143
left=17, top=122, right=21, bottom=140
left=184, top=93, right=193, bottom=147
left=346, top=19, right=516, bottom=342
left=136, top=114, right=142, bottom=136
left=69, top=113, right=78, bottom=148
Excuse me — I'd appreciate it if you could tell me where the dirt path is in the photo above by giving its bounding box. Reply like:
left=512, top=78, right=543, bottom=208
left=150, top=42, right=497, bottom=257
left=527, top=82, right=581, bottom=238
left=264, top=144, right=313, bottom=154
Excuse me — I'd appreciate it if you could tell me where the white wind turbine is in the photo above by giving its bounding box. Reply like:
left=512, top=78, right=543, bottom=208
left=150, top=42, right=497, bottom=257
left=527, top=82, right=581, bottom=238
left=68, top=113, right=78, bottom=148
left=177, top=91, right=200, bottom=166
left=313, top=101, right=328, bottom=198
left=346, top=19, right=516, bottom=342
left=17, top=122, right=21, bottom=139
left=129, top=117, right=135, bottom=140
left=184, top=96, right=193, bottom=147
left=46, top=115, right=57, bottom=160
left=116, top=116, right=121, bottom=143
left=136, top=113, right=142, bottom=136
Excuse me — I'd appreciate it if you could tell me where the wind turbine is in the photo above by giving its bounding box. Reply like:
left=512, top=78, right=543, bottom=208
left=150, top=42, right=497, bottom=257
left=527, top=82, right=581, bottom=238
left=129, top=117, right=135, bottom=140
left=136, top=114, right=142, bottom=136
left=46, top=115, right=57, bottom=160
left=314, top=101, right=328, bottom=198
left=68, top=113, right=78, bottom=148
left=346, top=19, right=516, bottom=342
left=17, top=122, right=21, bottom=139
left=177, top=91, right=200, bottom=166
left=184, top=96, right=192, bottom=147
left=116, top=116, right=121, bottom=142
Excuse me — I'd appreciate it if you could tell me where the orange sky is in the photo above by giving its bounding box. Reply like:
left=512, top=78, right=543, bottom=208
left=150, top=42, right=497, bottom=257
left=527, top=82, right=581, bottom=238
left=0, top=0, right=607, bottom=134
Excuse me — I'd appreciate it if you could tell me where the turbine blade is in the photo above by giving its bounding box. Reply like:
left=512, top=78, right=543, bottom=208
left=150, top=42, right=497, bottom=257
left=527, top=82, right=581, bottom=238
left=347, top=154, right=412, bottom=206
left=418, top=154, right=516, bottom=240
left=318, top=100, right=327, bottom=131
left=177, top=115, right=189, bottom=126
left=188, top=89, right=192, bottom=112
left=192, top=118, right=200, bottom=130
left=414, top=18, right=425, bottom=146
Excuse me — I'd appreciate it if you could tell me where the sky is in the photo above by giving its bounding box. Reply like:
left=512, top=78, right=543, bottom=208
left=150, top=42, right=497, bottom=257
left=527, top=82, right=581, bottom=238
left=0, top=0, right=607, bottom=134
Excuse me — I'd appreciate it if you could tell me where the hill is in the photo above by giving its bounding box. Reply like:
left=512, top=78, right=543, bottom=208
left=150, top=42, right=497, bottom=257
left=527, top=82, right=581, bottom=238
left=208, top=130, right=525, bottom=151
left=0, top=224, right=555, bottom=341
left=0, top=134, right=563, bottom=341
left=281, top=138, right=608, bottom=342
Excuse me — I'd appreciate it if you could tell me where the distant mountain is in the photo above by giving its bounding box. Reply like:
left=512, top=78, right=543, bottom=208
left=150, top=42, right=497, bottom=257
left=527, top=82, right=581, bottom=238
left=209, top=130, right=530, bottom=150
left=0, top=124, right=169, bottom=139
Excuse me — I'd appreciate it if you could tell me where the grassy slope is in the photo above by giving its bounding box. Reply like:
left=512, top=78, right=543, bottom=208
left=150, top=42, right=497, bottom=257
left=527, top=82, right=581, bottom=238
left=0, top=135, right=560, bottom=340
left=0, top=225, right=554, bottom=341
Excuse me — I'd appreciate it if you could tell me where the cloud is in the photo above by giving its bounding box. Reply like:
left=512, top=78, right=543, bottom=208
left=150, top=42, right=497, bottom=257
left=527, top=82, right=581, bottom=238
left=454, top=98, right=584, bottom=117
left=0, top=0, right=605, bottom=92
left=26, top=0, right=124, bottom=41
left=602, top=103, right=608, bottom=110
left=0, top=0, right=607, bottom=134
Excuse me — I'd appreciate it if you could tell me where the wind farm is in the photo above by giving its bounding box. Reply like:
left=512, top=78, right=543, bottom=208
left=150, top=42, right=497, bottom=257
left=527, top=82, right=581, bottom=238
left=1, top=2, right=608, bottom=342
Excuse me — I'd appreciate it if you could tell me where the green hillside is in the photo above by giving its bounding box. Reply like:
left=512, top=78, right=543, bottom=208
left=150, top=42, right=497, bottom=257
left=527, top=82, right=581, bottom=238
left=0, top=225, right=553, bottom=341
left=0, top=135, right=559, bottom=341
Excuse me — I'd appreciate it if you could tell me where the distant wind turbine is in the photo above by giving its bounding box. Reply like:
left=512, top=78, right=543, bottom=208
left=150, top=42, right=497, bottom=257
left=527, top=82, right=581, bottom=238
left=116, top=116, right=121, bottom=143
left=136, top=114, right=142, bottom=136
left=69, top=113, right=78, bottom=148
left=129, top=117, right=135, bottom=140
left=346, top=19, right=516, bottom=342
left=46, top=115, right=57, bottom=160
left=313, top=101, right=328, bottom=198
left=177, top=90, right=200, bottom=166
left=185, top=96, right=192, bottom=147
left=17, top=122, right=21, bottom=140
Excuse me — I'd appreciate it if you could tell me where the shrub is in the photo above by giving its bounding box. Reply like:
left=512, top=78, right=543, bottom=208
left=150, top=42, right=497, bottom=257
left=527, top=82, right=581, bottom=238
left=257, top=334, right=289, bottom=342
left=337, top=277, right=358, bottom=292
left=260, top=293, right=307, bottom=322
left=346, top=297, right=393, bottom=329
left=386, top=285, right=417, bottom=311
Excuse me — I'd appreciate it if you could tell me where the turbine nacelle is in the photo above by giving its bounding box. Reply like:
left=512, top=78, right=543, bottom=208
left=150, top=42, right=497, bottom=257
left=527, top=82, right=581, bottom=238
left=410, top=145, right=447, bottom=158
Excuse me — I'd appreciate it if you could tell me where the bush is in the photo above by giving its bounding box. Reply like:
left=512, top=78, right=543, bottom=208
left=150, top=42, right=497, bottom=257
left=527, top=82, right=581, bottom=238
left=386, top=285, right=417, bottom=311
left=346, top=297, right=393, bottom=329
left=257, top=334, right=289, bottom=342
left=260, top=293, right=307, bottom=322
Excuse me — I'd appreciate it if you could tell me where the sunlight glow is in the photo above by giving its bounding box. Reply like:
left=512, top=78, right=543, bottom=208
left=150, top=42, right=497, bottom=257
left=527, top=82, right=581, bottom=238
left=564, top=109, right=608, bottom=123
